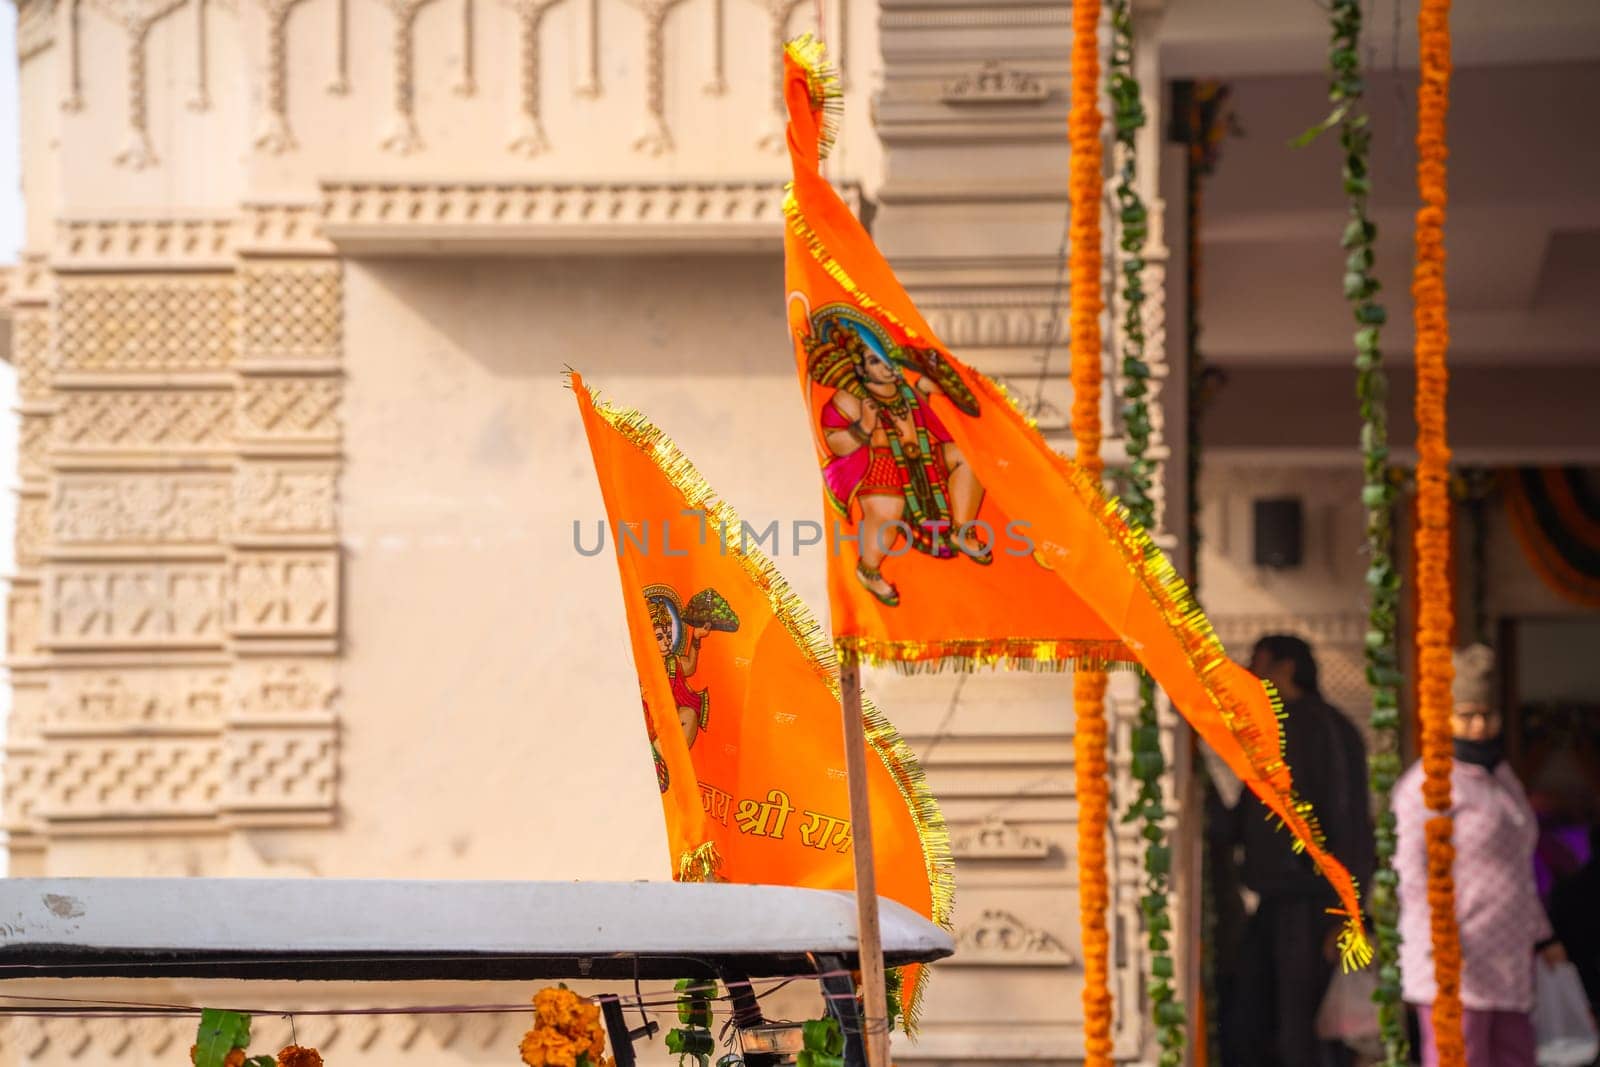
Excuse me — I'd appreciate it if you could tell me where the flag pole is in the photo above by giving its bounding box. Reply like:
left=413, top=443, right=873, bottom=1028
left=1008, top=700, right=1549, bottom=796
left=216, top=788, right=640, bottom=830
left=838, top=650, right=891, bottom=1067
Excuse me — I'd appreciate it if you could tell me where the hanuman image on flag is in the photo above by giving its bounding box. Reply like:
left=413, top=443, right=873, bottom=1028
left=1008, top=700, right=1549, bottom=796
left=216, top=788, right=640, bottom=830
left=801, top=302, right=989, bottom=606
left=643, top=583, right=739, bottom=749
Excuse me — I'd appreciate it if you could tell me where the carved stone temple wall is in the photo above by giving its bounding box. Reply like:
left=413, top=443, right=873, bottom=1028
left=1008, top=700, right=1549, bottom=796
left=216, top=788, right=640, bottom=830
left=0, top=0, right=1187, bottom=1064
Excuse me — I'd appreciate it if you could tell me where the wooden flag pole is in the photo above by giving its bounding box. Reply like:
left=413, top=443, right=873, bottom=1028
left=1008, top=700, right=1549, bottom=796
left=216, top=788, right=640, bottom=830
left=838, top=652, right=891, bottom=1067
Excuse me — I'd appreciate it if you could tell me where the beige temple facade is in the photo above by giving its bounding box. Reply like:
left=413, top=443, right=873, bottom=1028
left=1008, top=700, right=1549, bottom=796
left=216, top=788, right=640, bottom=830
left=4, top=0, right=1600, bottom=1064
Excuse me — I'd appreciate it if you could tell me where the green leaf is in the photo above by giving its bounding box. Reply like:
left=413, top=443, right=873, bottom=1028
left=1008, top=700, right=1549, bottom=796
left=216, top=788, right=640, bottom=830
left=194, top=1010, right=251, bottom=1067
left=247, top=1057, right=277, bottom=1067
left=1290, top=102, right=1350, bottom=147
left=667, top=1029, right=715, bottom=1058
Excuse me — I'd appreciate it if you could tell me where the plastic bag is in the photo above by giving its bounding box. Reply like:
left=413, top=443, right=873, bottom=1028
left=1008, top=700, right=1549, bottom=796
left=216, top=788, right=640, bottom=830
left=1316, top=965, right=1382, bottom=1057
left=1535, top=961, right=1599, bottom=1067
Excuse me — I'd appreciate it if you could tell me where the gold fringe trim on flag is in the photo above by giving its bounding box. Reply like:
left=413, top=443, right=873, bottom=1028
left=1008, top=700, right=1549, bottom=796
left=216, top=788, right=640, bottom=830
left=784, top=34, right=843, bottom=162
left=677, top=841, right=725, bottom=883
left=783, top=192, right=929, bottom=345
left=975, top=369, right=1372, bottom=969
left=580, top=381, right=956, bottom=1031
left=837, top=635, right=1132, bottom=674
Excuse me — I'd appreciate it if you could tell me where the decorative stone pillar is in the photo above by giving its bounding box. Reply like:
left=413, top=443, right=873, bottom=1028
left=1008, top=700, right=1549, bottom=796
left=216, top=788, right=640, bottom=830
left=873, top=2, right=1178, bottom=1062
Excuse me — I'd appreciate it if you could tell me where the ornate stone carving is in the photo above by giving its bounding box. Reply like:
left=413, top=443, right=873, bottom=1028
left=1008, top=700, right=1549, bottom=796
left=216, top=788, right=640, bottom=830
left=11, top=252, right=53, bottom=302
left=12, top=308, right=53, bottom=403
left=254, top=0, right=311, bottom=153
left=620, top=0, right=690, bottom=155
left=234, top=464, right=338, bottom=538
left=500, top=0, right=568, bottom=157
left=88, top=0, right=189, bottom=168
left=952, top=909, right=1077, bottom=966
left=8, top=586, right=44, bottom=660
left=1, top=750, right=43, bottom=832
left=33, top=737, right=224, bottom=818
left=941, top=61, right=1048, bottom=105
left=54, top=218, right=235, bottom=270
left=239, top=203, right=333, bottom=255
left=46, top=564, right=227, bottom=647
left=45, top=669, right=231, bottom=730
left=240, top=263, right=342, bottom=362
left=233, top=660, right=340, bottom=719
left=318, top=180, right=806, bottom=249
left=57, top=276, right=237, bottom=372
left=237, top=377, right=341, bottom=443
left=952, top=817, right=1052, bottom=860
left=55, top=390, right=234, bottom=451
left=16, top=0, right=57, bottom=62
left=15, top=492, right=48, bottom=568
left=19, top=413, right=51, bottom=482
left=922, top=301, right=1068, bottom=350
left=377, top=0, right=440, bottom=154
left=53, top=473, right=231, bottom=546
left=230, top=551, right=339, bottom=636
left=222, top=726, right=337, bottom=810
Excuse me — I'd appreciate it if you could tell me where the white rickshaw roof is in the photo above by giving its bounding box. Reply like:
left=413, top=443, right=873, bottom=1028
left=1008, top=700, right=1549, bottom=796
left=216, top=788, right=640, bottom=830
left=0, top=878, right=954, bottom=981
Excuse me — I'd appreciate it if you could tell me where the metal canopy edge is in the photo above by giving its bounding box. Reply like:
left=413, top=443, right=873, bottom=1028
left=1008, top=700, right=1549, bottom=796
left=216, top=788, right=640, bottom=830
left=0, top=879, right=955, bottom=982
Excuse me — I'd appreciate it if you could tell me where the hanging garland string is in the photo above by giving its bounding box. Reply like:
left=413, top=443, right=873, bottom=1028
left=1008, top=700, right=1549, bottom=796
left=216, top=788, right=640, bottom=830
left=1107, top=3, right=1184, bottom=1065
left=1298, top=2, right=1406, bottom=1063
left=1413, top=0, right=1465, bottom=1063
left=1067, top=0, right=1113, bottom=1062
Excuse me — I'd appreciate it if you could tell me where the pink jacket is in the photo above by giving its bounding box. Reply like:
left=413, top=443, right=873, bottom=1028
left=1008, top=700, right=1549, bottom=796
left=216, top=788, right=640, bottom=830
left=1394, top=758, right=1552, bottom=1012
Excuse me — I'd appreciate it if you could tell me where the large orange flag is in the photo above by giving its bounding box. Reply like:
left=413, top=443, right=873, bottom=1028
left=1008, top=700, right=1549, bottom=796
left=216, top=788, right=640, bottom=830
left=572, top=372, right=954, bottom=1020
left=779, top=38, right=1371, bottom=967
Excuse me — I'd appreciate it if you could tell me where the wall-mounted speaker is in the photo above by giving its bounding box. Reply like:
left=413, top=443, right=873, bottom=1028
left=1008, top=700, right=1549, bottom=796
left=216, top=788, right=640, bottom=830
left=1253, top=497, right=1303, bottom=569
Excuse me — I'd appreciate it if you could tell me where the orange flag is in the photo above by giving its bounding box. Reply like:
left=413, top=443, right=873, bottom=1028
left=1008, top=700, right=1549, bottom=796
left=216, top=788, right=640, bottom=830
left=779, top=38, right=1371, bottom=967
left=572, top=372, right=954, bottom=1020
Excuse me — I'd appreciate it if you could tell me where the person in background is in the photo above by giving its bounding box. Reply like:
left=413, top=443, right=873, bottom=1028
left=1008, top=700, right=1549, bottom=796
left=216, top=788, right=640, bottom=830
left=1395, top=643, right=1566, bottom=1067
left=1550, top=822, right=1600, bottom=1018
left=1217, top=634, right=1376, bottom=1067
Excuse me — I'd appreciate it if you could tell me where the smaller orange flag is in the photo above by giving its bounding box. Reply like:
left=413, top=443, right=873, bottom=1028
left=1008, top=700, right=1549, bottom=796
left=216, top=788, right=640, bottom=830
left=572, top=372, right=953, bottom=1024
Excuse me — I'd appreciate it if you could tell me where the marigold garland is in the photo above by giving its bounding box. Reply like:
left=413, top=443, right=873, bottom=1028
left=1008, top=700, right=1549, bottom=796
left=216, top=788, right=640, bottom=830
left=1412, top=0, right=1465, bottom=1064
left=1067, top=0, right=1113, bottom=1061
left=520, top=987, right=612, bottom=1067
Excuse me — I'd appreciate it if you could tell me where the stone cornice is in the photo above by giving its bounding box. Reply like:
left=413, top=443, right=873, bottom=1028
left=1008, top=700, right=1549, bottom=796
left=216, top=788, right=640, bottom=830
left=30, top=181, right=874, bottom=273
left=317, top=179, right=863, bottom=255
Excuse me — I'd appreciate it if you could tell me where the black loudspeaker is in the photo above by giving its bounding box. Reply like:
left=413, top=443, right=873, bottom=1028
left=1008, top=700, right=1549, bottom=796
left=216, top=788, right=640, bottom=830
left=1253, top=497, right=1303, bottom=569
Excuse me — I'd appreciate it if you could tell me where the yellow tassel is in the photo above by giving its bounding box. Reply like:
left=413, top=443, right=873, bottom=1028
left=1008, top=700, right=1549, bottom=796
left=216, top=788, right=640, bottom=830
left=837, top=635, right=1132, bottom=674
left=677, top=841, right=724, bottom=883
left=784, top=34, right=843, bottom=161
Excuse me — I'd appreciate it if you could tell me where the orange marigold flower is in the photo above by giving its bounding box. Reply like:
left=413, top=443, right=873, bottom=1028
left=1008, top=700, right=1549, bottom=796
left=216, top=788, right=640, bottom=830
left=192, top=1046, right=249, bottom=1067
left=276, top=1046, right=323, bottom=1067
